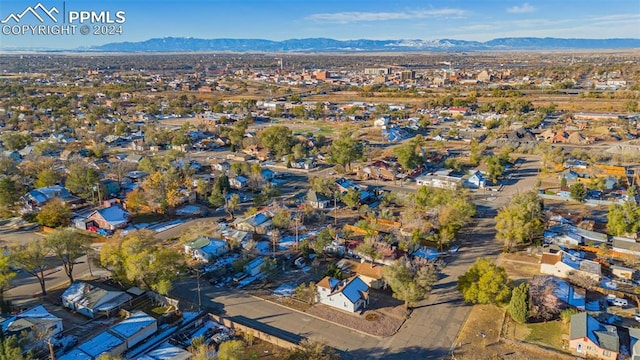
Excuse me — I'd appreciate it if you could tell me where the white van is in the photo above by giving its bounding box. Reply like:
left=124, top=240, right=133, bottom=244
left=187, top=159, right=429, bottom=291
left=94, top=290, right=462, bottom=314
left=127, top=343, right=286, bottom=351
left=613, top=298, right=628, bottom=307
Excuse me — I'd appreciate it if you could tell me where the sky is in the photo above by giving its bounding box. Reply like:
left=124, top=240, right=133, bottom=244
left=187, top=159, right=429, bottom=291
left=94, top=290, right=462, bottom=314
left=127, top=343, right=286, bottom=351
left=1, top=0, right=639, bottom=50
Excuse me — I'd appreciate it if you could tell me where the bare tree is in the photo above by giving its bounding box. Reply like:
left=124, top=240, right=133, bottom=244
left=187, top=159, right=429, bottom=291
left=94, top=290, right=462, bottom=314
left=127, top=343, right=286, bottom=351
left=12, top=240, right=50, bottom=296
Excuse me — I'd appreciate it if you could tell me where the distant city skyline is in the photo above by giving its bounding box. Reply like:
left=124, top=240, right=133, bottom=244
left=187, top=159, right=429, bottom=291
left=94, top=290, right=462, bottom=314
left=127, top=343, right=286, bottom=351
left=1, top=0, right=639, bottom=50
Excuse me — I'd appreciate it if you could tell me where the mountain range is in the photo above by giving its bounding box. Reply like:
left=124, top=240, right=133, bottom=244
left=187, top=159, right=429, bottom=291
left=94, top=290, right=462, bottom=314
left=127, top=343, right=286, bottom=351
left=89, top=37, right=640, bottom=53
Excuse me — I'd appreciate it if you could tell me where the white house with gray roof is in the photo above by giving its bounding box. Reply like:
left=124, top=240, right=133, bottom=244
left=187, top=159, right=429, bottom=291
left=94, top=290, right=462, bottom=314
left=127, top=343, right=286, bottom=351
left=316, top=275, right=369, bottom=313
left=61, top=281, right=133, bottom=319
left=1, top=305, right=62, bottom=345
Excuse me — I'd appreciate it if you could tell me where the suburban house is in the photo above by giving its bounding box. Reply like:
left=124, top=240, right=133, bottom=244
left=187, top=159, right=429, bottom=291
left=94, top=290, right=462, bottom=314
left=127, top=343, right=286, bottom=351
left=540, top=250, right=601, bottom=281
left=335, top=178, right=361, bottom=193
left=229, top=175, right=249, bottom=190
left=244, top=257, right=265, bottom=277
left=234, top=211, right=273, bottom=234
left=1, top=305, right=63, bottom=343
left=415, top=173, right=462, bottom=190
left=21, top=185, right=81, bottom=212
left=465, top=170, right=486, bottom=189
left=316, top=275, right=370, bottom=313
left=61, top=281, right=133, bottom=319
left=87, top=204, right=131, bottom=231
left=290, top=158, right=317, bottom=170
left=184, top=236, right=229, bottom=262
left=221, top=228, right=252, bottom=247
left=612, top=236, right=640, bottom=257
left=569, top=312, right=619, bottom=360
left=362, top=161, right=399, bottom=181
left=348, top=261, right=385, bottom=289
left=212, top=161, right=231, bottom=173
left=307, top=190, right=331, bottom=209
left=544, top=230, right=582, bottom=246
left=3, top=150, right=22, bottom=162
left=571, top=226, right=608, bottom=245
left=545, top=225, right=608, bottom=246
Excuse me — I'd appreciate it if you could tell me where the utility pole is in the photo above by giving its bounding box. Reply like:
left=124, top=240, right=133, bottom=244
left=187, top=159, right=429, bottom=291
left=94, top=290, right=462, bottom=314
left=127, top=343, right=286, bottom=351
left=334, top=193, right=338, bottom=226
left=294, top=213, right=300, bottom=250
left=196, top=268, right=202, bottom=312
left=87, top=251, right=93, bottom=277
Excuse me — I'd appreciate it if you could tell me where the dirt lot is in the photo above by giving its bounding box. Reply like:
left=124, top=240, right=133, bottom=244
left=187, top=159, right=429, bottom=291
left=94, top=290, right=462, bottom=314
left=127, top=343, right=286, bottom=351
left=238, top=336, right=290, bottom=360
left=497, top=253, right=542, bottom=282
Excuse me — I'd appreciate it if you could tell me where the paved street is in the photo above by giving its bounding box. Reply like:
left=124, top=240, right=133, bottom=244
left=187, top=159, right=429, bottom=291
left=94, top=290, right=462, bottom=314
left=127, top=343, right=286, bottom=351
left=171, top=280, right=383, bottom=355
left=6, top=254, right=109, bottom=307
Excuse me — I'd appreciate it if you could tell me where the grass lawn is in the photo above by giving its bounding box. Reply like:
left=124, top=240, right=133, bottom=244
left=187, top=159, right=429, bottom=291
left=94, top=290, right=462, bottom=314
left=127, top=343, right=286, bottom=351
left=520, top=320, right=568, bottom=349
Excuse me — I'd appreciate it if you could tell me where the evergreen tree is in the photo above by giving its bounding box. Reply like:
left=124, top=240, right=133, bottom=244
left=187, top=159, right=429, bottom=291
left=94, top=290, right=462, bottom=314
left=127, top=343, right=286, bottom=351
left=508, top=282, right=529, bottom=324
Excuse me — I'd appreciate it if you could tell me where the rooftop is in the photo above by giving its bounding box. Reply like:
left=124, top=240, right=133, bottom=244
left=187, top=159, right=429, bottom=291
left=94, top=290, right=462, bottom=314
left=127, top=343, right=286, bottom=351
left=109, top=311, right=156, bottom=339
left=78, top=330, right=125, bottom=358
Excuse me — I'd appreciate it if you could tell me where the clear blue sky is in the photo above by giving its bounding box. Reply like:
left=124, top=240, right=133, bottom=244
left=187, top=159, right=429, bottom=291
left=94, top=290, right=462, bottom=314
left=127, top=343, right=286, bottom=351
left=1, top=0, right=639, bottom=49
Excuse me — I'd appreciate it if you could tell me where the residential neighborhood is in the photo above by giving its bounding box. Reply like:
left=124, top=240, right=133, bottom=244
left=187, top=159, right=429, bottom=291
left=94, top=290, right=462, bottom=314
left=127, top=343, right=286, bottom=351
left=0, top=41, right=639, bottom=360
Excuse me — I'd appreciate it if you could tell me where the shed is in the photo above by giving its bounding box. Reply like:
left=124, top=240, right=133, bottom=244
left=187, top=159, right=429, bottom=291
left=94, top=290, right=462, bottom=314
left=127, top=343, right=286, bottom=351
left=244, top=257, right=265, bottom=277
left=78, top=330, right=127, bottom=358
left=109, top=311, right=158, bottom=349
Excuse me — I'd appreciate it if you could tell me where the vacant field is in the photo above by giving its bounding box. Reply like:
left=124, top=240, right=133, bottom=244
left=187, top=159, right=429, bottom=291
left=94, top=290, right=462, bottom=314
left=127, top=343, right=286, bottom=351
left=456, top=305, right=504, bottom=348
left=454, top=304, right=505, bottom=358
left=498, top=253, right=541, bottom=282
